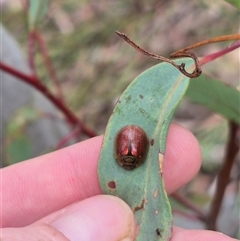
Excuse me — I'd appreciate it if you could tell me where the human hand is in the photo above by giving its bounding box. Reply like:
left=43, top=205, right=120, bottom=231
left=1, top=123, right=237, bottom=241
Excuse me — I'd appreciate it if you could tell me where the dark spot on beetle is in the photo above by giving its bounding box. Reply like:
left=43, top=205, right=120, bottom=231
left=156, top=228, right=161, bottom=236
left=139, top=94, right=144, bottom=99
left=108, top=181, right=116, bottom=189
left=150, top=139, right=155, bottom=146
left=133, top=199, right=145, bottom=212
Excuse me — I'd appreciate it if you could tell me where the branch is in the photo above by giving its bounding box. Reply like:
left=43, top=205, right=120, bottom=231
left=56, top=128, right=81, bottom=149
left=173, top=33, right=240, bottom=53
left=115, top=31, right=202, bottom=78
left=206, top=121, right=239, bottom=230
left=34, top=30, right=64, bottom=100
left=172, top=209, right=203, bottom=222
left=171, top=192, right=206, bottom=222
left=199, top=40, right=240, bottom=66
left=0, top=62, right=96, bottom=138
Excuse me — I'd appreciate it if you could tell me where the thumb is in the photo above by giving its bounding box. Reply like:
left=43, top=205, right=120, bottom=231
left=1, top=195, right=137, bottom=241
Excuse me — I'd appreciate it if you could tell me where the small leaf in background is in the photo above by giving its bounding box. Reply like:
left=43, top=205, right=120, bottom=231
left=98, top=59, right=194, bottom=240
left=185, top=74, right=240, bottom=124
left=224, top=0, right=240, bottom=10
left=6, top=137, right=32, bottom=165
left=4, top=107, right=38, bottom=165
left=198, top=121, right=228, bottom=173
left=28, top=0, right=49, bottom=30
left=7, top=107, right=38, bottom=137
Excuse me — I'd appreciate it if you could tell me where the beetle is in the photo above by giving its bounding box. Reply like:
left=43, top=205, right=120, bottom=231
left=115, top=125, right=149, bottom=170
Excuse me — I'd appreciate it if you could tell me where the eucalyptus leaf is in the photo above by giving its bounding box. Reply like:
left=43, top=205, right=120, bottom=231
left=28, top=0, right=49, bottom=30
left=98, top=59, right=194, bottom=240
left=185, top=74, right=240, bottom=124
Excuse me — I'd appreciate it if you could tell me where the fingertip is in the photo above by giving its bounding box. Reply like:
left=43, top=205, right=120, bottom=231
left=1, top=195, right=137, bottom=241
left=50, top=195, right=136, bottom=241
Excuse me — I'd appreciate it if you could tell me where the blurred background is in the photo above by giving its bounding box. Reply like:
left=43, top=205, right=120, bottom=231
left=1, top=0, right=239, bottom=237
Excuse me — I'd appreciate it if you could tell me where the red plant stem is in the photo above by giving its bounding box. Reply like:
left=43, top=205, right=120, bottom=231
left=0, top=62, right=96, bottom=138
left=200, top=40, right=240, bottom=66
left=20, top=0, right=28, bottom=13
left=56, top=128, right=81, bottom=149
left=34, top=31, right=64, bottom=100
left=206, top=121, right=239, bottom=230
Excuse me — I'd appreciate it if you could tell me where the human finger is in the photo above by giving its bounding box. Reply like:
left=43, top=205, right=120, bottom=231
left=2, top=123, right=201, bottom=227
left=1, top=195, right=136, bottom=241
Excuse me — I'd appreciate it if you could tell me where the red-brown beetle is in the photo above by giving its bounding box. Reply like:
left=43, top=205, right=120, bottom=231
left=115, top=125, right=149, bottom=170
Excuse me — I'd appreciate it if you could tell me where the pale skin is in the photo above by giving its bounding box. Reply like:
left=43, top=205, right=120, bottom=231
left=1, top=124, right=238, bottom=241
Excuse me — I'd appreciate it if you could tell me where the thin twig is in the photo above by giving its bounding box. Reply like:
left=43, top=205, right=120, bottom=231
left=172, top=209, right=203, bottom=221
left=199, top=40, right=240, bottom=66
left=172, top=33, right=240, bottom=53
left=56, top=128, right=81, bottom=149
left=0, top=62, right=96, bottom=138
left=171, top=192, right=206, bottom=222
left=115, top=31, right=202, bottom=78
left=34, top=31, right=64, bottom=100
left=207, top=121, right=239, bottom=230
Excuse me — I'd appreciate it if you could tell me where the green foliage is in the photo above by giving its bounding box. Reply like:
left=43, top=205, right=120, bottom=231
left=4, top=107, right=38, bottom=165
left=3, top=0, right=240, bottom=237
left=28, top=0, right=49, bottom=30
left=99, top=59, right=194, bottom=240
left=224, top=0, right=240, bottom=9
left=6, top=137, right=32, bottom=165
left=185, top=74, right=240, bottom=124
left=196, top=121, right=228, bottom=173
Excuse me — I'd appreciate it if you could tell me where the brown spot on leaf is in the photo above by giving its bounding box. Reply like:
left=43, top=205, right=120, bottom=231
left=155, top=209, right=159, bottom=215
left=150, top=139, right=155, bottom=146
left=158, top=152, right=164, bottom=175
left=139, top=94, right=144, bottom=99
left=126, top=95, right=132, bottom=103
left=108, top=181, right=116, bottom=189
left=153, top=188, right=158, bottom=198
left=156, top=228, right=161, bottom=236
left=133, top=199, right=145, bottom=212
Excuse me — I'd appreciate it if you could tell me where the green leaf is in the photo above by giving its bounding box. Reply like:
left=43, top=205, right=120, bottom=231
left=224, top=0, right=240, bottom=10
left=6, top=137, right=32, bottom=165
left=4, top=107, right=38, bottom=166
left=7, top=107, right=39, bottom=137
left=98, top=59, right=194, bottom=240
left=28, top=0, right=49, bottom=30
left=185, top=74, right=240, bottom=124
